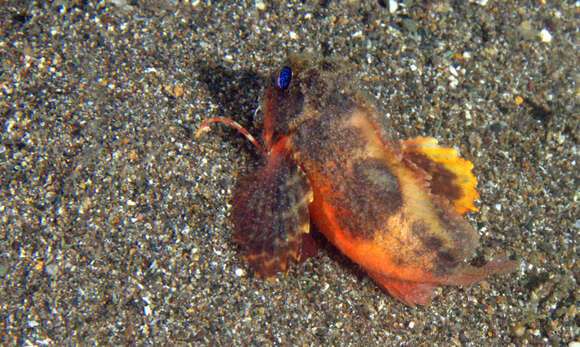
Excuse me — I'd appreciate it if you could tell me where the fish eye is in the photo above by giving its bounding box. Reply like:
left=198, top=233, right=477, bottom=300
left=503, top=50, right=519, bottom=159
left=276, top=66, right=292, bottom=89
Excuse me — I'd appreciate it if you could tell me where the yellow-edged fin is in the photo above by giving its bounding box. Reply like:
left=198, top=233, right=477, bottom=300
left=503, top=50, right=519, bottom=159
left=401, top=137, right=479, bottom=215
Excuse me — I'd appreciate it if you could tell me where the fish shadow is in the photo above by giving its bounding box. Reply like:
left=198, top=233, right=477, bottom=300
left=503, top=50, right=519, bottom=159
left=193, top=58, right=264, bottom=157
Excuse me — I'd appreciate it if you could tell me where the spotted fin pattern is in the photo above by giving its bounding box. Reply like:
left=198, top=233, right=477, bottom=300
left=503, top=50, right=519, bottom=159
left=401, top=137, right=479, bottom=215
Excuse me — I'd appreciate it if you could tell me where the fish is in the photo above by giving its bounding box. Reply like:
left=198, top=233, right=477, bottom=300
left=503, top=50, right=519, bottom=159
left=196, top=54, right=518, bottom=305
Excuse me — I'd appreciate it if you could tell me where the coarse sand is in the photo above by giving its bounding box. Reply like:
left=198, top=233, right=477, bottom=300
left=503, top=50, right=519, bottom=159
left=0, top=1, right=578, bottom=345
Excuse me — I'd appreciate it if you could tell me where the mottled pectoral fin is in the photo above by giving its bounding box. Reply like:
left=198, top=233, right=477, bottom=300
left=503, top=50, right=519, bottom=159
left=367, top=271, right=437, bottom=306
left=232, top=139, right=314, bottom=277
left=401, top=137, right=479, bottom=215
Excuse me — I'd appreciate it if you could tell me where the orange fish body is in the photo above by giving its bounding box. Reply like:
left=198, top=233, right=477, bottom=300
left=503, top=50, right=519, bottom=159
left=200, top=54, right=517, bottom=305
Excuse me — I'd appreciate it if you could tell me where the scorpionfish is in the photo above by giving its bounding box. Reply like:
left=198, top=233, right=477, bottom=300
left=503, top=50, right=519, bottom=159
left=197, top=54, right=517, bottom=305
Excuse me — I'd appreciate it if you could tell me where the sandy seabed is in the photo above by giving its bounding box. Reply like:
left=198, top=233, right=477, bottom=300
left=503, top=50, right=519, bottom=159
left=0, top=1, right=578, bottom=345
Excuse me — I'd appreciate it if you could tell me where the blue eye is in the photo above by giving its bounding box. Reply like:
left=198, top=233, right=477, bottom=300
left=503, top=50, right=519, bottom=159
left=276, top=66, right=292, bottom=89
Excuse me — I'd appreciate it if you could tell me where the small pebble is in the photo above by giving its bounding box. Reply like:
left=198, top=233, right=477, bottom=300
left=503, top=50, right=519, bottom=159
left=45, top=263, right=58, bottom=276
left=470, top=0, right=488, bottom=6
left=255, top=0, right=266, bottom=11
left=513, top=324, right=526, bottom=337
left=539, top=29, right=552, bottom=43
left=388, top=0, right=398, bottom=13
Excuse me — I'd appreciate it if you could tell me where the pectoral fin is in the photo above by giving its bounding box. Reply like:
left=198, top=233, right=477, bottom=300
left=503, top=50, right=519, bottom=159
left=232, top=138, right=315, bottom=277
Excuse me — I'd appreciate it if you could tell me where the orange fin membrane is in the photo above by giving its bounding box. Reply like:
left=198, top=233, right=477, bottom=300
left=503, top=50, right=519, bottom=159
left=367, top=271, right=438, bottom=306
left=232, top=139, right=315, bottom=277
left=401, top=137, right=479, bottom=215
left=368, top=254, right=518, bottom=306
